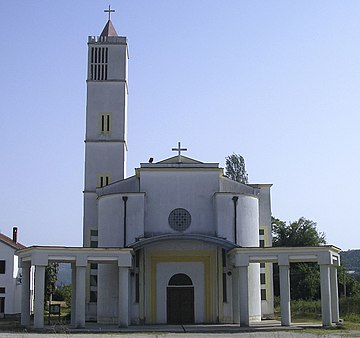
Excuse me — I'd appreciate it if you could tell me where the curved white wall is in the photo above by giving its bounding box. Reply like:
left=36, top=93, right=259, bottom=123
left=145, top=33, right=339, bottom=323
left=98, top=193, right=145, bottom=247
left=236, top=195, right=259, bottom=247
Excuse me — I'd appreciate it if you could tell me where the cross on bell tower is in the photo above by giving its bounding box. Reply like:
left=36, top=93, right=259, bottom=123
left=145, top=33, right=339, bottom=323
left=172, top=142, right=187, bottom=163
left=104, top=5, right=115, bottom=21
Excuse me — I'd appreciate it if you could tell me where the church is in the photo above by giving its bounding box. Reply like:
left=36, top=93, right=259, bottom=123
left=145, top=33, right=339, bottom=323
left=17, top=14, right=341, bottom=329
left=82, top=14, right=273, bottom=324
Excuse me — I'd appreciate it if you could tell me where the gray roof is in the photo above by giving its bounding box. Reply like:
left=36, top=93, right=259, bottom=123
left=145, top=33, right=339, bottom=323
left=100, top=20, right=118, bottom=37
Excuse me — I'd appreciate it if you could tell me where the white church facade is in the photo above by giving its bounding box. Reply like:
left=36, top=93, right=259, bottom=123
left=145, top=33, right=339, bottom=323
left=82, top=16, right=273, bottom=325
left=17, top=16, right=341, bottom=329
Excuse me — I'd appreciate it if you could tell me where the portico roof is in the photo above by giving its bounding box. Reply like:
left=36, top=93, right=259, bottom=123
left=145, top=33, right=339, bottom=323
left=129, top=233, right=238, bottom=250
left=16, top=246, right=133, bottom=266
left=229, top=245, right=341, bottom=266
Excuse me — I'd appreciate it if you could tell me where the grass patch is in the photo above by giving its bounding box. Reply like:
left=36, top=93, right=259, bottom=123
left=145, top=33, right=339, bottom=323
left=273, top=297, right=360, bottom=336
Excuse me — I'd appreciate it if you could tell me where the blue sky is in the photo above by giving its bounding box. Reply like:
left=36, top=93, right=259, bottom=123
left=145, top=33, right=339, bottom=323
left=0, top=1, right=359, bottom=250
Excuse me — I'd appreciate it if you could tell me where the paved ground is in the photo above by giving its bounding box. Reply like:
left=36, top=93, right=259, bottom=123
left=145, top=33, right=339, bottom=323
left=0, top=333, right=359, bottom=338
left=1, top=322, right=360, bottom=337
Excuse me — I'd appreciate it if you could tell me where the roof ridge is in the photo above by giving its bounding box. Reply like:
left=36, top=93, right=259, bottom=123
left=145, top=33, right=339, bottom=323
left=0, top=232, right=26, bottom=250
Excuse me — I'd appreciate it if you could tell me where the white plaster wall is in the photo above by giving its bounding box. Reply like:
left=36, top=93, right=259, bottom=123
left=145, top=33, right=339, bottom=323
left=156, top=262, right=205, bottom=323
left=13, top=257, right=22, bottom=312
left=214, top=193, right=234, bottom=242
left=98, top=194, right=123, bottom=247
left=248, top=263, right=261, bottom=321
left=222, top=271, right=233, bottom=323
left=107, top=43, right=128, bottom=81
left=253, top=185, right=274, bottom=317
left=130, top=273, right=139, bottom=324
left=97, top=264, right=119, bottom=323
left=126, top=194, right=145, bottom=245
left=145, top=239, right=216, bottom=252
left=84, top=143, right=126, bottom=190
left=83, top=193, right=98, bottom=246
left=98, top=193, right=145, bottom=247
left=140, top=170, right=220, bottom=236
left=85, top=83, right=127, bottom=141
left=0, top=244, right=20, bottom=314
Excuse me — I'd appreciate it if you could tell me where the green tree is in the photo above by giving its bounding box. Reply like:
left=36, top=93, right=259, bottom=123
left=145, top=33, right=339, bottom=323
left=225, top=153, right=248, bottom=184
left=272, top=217, right=326, bottom=300
left=45, top=262, right=59, bottom=301
left=53, top=284, right=72, bottom=308
left=337, top=264, right=360, bottom=298
left=272, top=217, right=326, bottom=247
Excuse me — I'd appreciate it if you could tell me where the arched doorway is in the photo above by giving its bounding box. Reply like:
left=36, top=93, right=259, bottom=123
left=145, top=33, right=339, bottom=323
left=166, top=273, right=195, bottom=324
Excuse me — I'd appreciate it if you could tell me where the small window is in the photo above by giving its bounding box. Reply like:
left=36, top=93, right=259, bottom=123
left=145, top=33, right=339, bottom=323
left=259, top=229, right=265, bottom=235
left=222, top=273, right=227, bottom=302
left=135, top=251, right=140, bottom=268
left=259, top=240, right=265, bottom=248
left=222, top=248, right=227, bottom=267
left=90, top=263, right=98, bottom=270
left=90, top=291, right=97, bottom=302
left=0, top=261, right=5, bottom=274
left=260, top=262, right=265, bottom=268
left=260, top=273, right=266, bottom=285
left=135, top=273, right=139, bottom=303
left=261, top=289, right=267, bottom=300
left=0, top=287, right=5, bottom=293
left=90, top=241, right=98, bottom=248
left=98, top=175, right=111, bottom=188
left=99, top=113, right=112, bottom=133
left=90, top=275, right=98, bottom=287
left=90, top=230, right=98, bottom=237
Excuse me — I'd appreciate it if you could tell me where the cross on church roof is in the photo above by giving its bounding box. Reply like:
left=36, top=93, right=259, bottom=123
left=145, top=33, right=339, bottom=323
left=172, top=142, right=187, bottom=163
left=104, top=5, right=115, bottom=21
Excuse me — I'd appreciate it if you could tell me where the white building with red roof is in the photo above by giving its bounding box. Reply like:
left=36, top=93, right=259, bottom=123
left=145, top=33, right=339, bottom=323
left=0, top=227, right=26, bottom=317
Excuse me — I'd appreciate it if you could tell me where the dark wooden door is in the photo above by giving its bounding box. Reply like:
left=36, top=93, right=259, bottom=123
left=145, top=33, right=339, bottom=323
left=167, top=287, right=194, bottom=324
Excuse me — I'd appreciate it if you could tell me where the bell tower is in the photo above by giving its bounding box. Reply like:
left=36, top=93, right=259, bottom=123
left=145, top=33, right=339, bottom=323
left=83, top=13, right=128, bottom=246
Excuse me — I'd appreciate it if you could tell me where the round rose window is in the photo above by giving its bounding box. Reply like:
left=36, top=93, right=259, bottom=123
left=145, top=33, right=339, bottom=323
left=168, top=208, right=191, bottom=231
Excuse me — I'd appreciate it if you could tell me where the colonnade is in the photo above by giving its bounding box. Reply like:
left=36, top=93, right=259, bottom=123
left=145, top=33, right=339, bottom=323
left=17, top=245, right=341, bottom=329
left=230, top=245, right=341, bottom=327
left=18, top=247, right=133, bottom=329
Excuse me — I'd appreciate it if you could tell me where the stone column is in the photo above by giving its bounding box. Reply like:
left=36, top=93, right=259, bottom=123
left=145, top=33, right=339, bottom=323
left=320, top=264, right=332, bottom=327
left=239, top=265, right=249, bottom=327
left=75, top=263, right=87, bottom=328
left=279, top=264, right=291, bottom=326
left=33, top=265, right=45, bottom=328
left=330, top=265, right=339, bottom=323
left=20, top=263, right=31, bottom=326
left=118, top=266, right=130, bottom=327
left=232, top=267, right=240, bottom=324
left=71, top=263, right=77, bottom=326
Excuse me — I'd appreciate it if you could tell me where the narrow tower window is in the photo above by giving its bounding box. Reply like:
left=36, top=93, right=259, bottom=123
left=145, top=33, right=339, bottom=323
left=99, top=113, right=112, bottom=133
left=98, top=175, right=111, bottom=188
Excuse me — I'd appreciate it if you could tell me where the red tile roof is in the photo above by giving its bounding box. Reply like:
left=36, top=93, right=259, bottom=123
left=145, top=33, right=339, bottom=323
left=0, top=233, right=26, bottom=250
